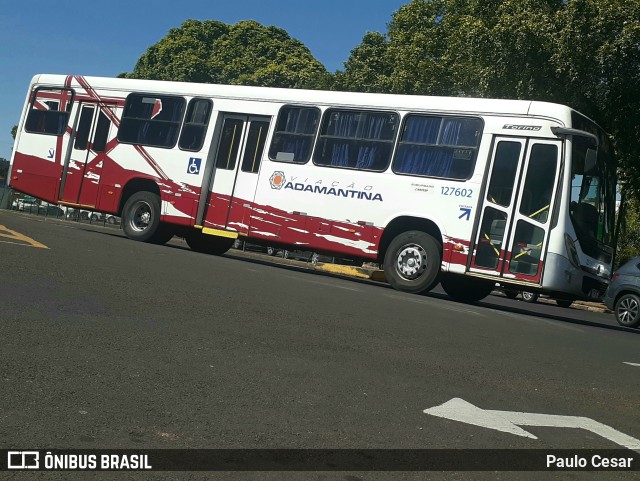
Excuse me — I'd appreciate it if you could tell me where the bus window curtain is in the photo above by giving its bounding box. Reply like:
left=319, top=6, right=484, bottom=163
left=403, top=117, right=440, bottom=144
left=441, top=120, right=462, bottom=145
left=356, top=143, right=378, bottom=169
left=421, top=148, right=453, bottom=177
left=281, top=135, right=310, bottom=162
left=326, top=112, right=356, bottom=167
left=355, top=115, right=389, bottom=169
left=284, top=108, right=317, bottom=134
left=331, top=142, right=350, bottom=167
left=395, top=145, right=453, bottom=177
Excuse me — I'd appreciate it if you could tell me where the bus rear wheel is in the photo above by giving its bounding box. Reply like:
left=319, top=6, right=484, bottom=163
left=186, top=232, right=234, bottom=256
left=122, top=191, right=163, bottom=243
left=440, top=274, right=494, bottom=303
left=383, top=230, right=441, bottom=294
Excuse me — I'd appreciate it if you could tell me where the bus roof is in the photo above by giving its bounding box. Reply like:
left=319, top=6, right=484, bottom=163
left=31, top=73, right=579, bottom=124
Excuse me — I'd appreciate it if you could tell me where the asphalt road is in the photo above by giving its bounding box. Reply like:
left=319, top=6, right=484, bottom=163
left=0, top=210, right=638, bottom=480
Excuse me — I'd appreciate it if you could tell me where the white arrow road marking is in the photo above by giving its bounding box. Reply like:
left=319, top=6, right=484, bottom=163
left=623, top=362, right=640, bottom=367
left=424, top=398, right=640, bottom=451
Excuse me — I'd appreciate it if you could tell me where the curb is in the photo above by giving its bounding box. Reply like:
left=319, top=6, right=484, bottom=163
left=313, top=263, right=386, bottom=282
left=312, top=261, right=610, bottom=314
left=491, top=291, right=610, bottom=314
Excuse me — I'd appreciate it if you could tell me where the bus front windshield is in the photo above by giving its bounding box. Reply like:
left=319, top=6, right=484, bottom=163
left=569, top=135, right=616, bottom=262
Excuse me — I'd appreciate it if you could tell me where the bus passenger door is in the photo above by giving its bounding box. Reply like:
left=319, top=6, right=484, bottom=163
left=469, top=137, right=562, bottom=284
left=199, top=114, right=270, bottom=233
left=59, top=103, right=114, bottom=208
left=10, top=87, right=74, bottom=203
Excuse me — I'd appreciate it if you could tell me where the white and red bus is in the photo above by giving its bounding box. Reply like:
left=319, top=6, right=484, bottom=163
left=9, top=74, right=616, bottom=303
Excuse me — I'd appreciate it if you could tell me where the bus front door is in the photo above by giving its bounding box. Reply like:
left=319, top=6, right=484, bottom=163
left=10, top=87, right=74, bottom=204
left=469, top=137, right=562, bottom=284
left=59, top=103, right=114, bottom=208
left=198, top=114, right=271, bottom=233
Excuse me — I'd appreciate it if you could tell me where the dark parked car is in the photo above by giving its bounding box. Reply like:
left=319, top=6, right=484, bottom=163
left=603, top=257, right=640, bottom=327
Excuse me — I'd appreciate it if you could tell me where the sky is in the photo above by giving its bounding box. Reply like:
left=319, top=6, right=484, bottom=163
left=0, top=0, right=409, bottom=161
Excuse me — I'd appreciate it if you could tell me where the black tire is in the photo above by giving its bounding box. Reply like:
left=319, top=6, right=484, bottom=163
left=282, top=250, right=290, bottom=259
left=186, top=232, right=234, bottom=256
left=91, top=213, right=99, bottom=222
left=122, top=191, right=162, bottom=242
left=554, top=299, right=574, bottom=308
left=504, top=289, right=518, bottom=299
left=614, top=293, right=640, bottom=327
left=148, top=224, right=175, bottom=245
left=440, top=274, right=494, bottom=303
left=107, top=216, right=116, bottom=225
left=383, top=230, right=442, bottom=294
left=521, top=291, right=539, bottom=303
left=266, top=246, right=276, bottom=256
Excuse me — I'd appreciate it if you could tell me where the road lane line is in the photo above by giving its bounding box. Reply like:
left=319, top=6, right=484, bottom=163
left=623, top=362, right=640, bottom=368
left=0, top=225, right=48, bottom=249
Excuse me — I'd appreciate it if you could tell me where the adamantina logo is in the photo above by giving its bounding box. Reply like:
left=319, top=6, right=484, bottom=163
left=269, top=171, right=286, bottom=190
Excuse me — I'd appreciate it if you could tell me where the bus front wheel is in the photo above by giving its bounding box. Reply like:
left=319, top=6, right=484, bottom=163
left=383, top=231, right=441, bottom=294
left=440, top=274, right=494, bottom=303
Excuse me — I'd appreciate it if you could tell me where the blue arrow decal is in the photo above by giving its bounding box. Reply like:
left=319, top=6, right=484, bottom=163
left=459, top=207, right=471, bottom=221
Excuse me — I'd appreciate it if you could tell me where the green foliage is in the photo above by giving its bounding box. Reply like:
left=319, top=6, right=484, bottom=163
left=338, top=0, right=640, bottom=198
left=128, top=19, right=330, bottom=90
left=334, top=32, right=393, bottom=92
left=616, top=198, right=640, bottom=267
left=11, top=125, right=17, bottom=140
left=0, top=157, right=9, bottom=177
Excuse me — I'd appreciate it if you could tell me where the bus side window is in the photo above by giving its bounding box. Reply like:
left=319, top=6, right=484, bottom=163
left=269, top=106, right=320, bottom=164
left=74, top=106, right=95, bottom=150
left=118, top=93, right=185, bottom=149
left=241, top=120, right=270, bottom=174
left=314, top=109, right=397, bottom=171
left=179, top=99, right=212, bottom=152
left=392, top=115, right=482, bottom=179
left=24, top=88, right=74, bottom=136
left=92, top=111, right=111, bottom=153
left=519, top=143, right=558, bottom=223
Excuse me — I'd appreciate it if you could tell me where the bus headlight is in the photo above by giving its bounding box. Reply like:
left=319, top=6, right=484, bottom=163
left=565, top=234, right=580, bottom=268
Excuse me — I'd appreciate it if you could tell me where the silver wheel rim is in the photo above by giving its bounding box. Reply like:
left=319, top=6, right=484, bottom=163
left=395, top=244, right=427, bottom=280
left=617, top=297, right=639, bottom=325
left=522, top=292, right=534, bottom=301
left=128, top=201, right=152, bottom=233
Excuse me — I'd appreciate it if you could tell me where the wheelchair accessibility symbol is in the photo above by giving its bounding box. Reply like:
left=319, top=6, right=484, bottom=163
left=187, top=157, right=202, bottom=175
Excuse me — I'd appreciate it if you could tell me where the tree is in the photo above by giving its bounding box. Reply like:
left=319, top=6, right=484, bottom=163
left=333, top=32, right=393, bottom=93
left=0, top=157, right=9, bottom=178
left=11, top=125, right=17, bottom=140
left=338, top=0, right=640, bottom=196
left=616, top=198, right=640, bottom=267
left=127, top=19, right=331, bottom=90
left=552, top=0, right=640, bottom=199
